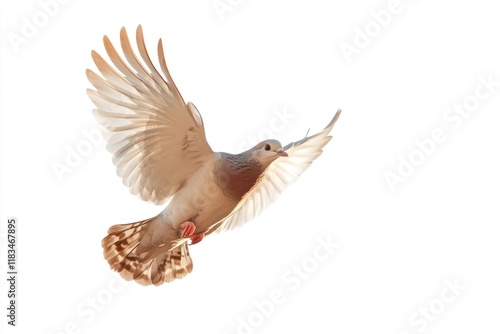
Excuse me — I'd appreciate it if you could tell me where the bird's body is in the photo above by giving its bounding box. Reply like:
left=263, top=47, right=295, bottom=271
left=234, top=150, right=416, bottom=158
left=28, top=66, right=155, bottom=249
left=165, top=154, right=236, bottom=232
left=163, top=149, right=266, bottom=236
left=87, top=25, right=341, bottom=286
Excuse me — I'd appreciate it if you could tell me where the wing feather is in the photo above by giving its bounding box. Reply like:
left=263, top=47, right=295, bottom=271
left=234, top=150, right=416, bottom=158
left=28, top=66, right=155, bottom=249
left=87, top=25, right=214, bottom=204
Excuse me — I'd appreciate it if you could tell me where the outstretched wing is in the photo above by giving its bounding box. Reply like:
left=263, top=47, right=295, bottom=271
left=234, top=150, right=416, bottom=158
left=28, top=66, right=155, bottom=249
left=87, top=25, right=214, bottom=204
left=212, top=110, right=341, bottom=233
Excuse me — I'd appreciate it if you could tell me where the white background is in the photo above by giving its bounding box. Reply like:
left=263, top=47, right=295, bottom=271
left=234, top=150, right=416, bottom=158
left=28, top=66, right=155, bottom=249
left=1, top=0, right=499, bottom=333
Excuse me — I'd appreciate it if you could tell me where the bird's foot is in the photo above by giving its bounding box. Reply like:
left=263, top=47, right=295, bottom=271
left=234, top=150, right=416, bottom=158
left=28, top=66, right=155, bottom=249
left=189, top=232, right=205, bottom=245
left=180, top=221, right=196, bottom=238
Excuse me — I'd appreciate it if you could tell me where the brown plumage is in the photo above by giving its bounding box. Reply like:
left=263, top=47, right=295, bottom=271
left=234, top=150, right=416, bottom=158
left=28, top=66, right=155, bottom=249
left=102, top=217, right=193, bottom=285
left=215, top=151, right=267, bottom=200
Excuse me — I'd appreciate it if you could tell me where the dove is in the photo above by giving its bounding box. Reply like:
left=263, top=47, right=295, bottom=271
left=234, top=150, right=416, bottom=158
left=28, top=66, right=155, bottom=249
left=86, top=25, right=341, bottom=286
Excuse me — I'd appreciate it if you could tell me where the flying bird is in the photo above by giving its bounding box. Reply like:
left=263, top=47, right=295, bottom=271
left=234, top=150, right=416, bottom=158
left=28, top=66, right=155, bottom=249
left=86, top=25, right=341, bottom=286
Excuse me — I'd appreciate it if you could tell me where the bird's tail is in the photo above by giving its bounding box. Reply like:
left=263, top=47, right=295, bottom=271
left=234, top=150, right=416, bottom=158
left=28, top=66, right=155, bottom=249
left=102, top=215, right=193, bottom=286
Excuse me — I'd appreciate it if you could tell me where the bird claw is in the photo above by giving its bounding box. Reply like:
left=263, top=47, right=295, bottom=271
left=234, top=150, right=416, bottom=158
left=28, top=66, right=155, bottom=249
left=180, top=221, right=196, bottom=238
left=189, top=233, right=205, bottom=245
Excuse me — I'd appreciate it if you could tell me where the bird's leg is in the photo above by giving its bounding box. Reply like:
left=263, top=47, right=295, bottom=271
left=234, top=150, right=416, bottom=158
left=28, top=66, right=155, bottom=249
left=189, top=232, right=205, bottom=245
left=179, top=221, right=196, bottom=238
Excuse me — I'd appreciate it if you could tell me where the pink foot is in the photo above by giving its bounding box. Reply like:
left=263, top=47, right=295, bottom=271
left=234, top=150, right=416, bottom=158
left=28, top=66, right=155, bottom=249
left=180, top=221, right=196, bottom=238
left=190, top=232, right=205, bottom=245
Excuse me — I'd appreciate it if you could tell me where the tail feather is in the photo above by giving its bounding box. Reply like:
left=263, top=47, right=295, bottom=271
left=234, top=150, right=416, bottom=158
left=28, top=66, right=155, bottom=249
left=102, top=216, right=193, bottom=286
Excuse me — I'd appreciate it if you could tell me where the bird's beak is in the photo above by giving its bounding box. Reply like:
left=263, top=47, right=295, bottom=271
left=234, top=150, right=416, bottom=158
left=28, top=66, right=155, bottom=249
left=276, top=148, right=288, bottom=157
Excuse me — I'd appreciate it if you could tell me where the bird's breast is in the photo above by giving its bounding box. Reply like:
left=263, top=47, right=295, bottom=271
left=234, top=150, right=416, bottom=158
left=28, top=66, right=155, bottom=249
left=214, top=156, right=265, bottom=201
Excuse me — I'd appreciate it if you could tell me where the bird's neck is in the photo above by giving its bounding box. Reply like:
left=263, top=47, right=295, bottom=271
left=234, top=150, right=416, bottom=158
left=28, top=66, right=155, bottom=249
left=215, top=153, right=265, bottom=200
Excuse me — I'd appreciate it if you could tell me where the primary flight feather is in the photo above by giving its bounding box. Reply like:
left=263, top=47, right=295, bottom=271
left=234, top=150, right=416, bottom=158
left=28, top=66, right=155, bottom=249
left=86, top=25, right=341, bottom=286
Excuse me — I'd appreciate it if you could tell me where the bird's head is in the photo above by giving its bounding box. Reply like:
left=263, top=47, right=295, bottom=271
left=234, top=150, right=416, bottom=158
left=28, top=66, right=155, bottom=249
left=250, top=139, right=288, bottom=165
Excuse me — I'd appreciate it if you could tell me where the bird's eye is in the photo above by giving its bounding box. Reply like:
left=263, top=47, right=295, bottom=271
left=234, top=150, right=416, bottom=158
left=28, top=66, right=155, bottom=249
left=264, top=144, right=271, bottom=151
